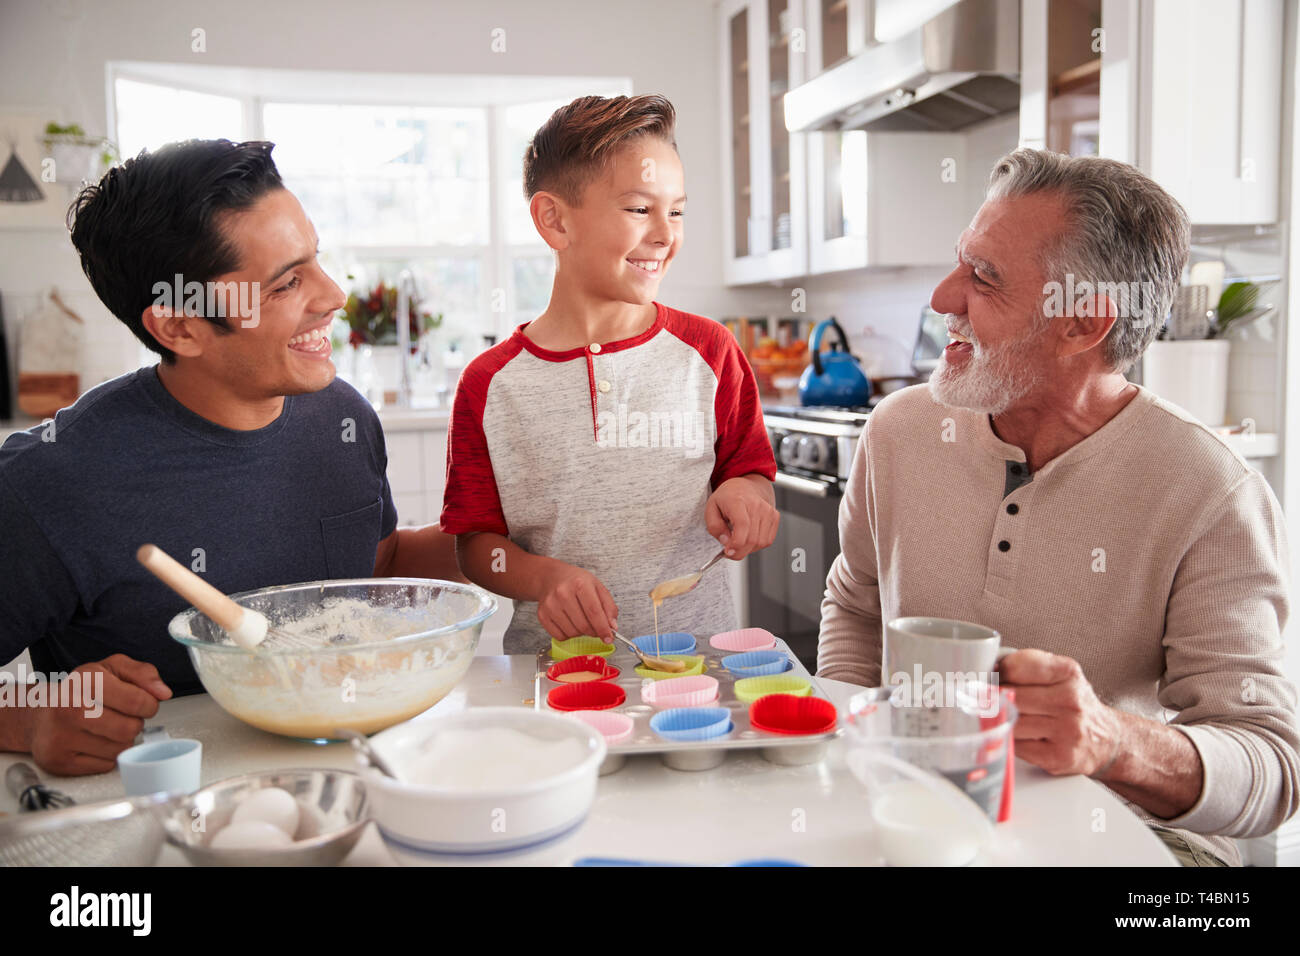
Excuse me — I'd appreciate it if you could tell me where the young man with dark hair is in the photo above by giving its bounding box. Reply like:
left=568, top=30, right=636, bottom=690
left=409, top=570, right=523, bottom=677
left=442, top=95, right=778, bottom=653
left=0, top=139, right=460, bottom=775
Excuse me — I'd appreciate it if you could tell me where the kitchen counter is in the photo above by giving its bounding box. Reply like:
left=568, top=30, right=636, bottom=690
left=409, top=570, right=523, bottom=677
left=0, top=656, right=1176, bottom=866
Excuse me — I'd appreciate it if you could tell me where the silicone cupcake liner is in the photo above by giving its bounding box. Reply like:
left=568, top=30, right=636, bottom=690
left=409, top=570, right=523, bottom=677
left=551, top=636, right=616, bottom=660
left=721, top=650, right=791, bottom=677
left=547, top=681, right=627, bottom=712
left=709, top=628, right=778, bottom=653
left=649, top=707, right=733, bottom=742
left=641, top=675, right=720, bottom=709
left=631, top=632, right=697, bottom=656
left=566, top=710, right=635, bottom=745
left=634, top=655, right=706, bottom=681
left=546, top=655, right=621, bottom=683
left=534, top=632, right=841, bottom=771
left=733, top=674, right=812, bottom=704
left=749, top=694, right=838, bottom=736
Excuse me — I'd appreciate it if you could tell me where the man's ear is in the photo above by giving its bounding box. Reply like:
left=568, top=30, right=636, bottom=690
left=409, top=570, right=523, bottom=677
left=529, top=191, right=571, bottom=252
left=1059, top=294, right=1119, bottom=359
left=141, top=305, right=205, bottom=359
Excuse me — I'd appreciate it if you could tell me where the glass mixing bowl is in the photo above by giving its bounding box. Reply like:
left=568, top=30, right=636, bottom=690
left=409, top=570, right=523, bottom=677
left=169, top=578, right=497, bottom=742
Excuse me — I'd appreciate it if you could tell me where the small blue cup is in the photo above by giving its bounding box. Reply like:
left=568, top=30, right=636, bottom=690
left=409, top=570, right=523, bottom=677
left=117, top=726, right=202, bottom=796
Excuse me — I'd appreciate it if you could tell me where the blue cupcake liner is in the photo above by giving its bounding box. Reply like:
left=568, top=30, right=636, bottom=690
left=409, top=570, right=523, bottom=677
left=632, top=632, right=697, bottom=656
left=649, top=707, right=733, bottom=742
left=721, top=650, right=792, bottom=677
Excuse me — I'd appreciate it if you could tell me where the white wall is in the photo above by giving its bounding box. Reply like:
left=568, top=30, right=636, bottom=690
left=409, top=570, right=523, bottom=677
left=0, top=0, right=962, bottom=400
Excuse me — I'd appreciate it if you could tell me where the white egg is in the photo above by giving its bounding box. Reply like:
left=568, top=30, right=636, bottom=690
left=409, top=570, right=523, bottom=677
left=230, top=787, right=301, bottom=838
left=210, top=820, right=294, bottom=850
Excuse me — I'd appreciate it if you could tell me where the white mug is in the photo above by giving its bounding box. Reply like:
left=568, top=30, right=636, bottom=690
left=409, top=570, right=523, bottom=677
left=884, top=617, right=1011, bottom=735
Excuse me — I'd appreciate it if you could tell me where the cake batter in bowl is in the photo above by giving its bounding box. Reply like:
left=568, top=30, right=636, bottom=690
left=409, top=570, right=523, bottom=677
left=169, top=578, right=497, bottom=741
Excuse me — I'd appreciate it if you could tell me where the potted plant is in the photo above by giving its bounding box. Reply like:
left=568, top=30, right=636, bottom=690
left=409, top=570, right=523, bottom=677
left=337, top=280, right=442, bottom=403
left=40, top=123, right=118, bottom=185
left=1142, top=279, right=1277, bottom=427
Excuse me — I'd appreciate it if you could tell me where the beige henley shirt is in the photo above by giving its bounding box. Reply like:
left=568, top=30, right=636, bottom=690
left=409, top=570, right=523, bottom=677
left=818, top=383, right=1299, bottom=865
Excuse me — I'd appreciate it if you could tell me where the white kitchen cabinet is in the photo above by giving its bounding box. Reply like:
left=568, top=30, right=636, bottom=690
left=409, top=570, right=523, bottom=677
left=745, top=0, right=1007, bottom=278
left=1085, top=0, right=1282, bottom=224
left=807, top=129, right=974, bottom=272
left=803, top=0, right=869, bottom=274
left=719, top=0, right=809, bottom=284
left=1142, top=0, right=1282, bottom=224
left=378, top=409, right=449, bottom=529
left=872, top=0, right=964, bottom=40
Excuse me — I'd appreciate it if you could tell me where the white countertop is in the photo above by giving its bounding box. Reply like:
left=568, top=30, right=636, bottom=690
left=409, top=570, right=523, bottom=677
left=0, top=656, right=1175, bottom=866
left=0, top=403, right=449, bottom=442
left=374, top=405, right=449, bottom=431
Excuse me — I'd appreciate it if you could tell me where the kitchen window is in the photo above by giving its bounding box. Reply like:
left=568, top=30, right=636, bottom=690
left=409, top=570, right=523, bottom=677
left=110, top=66, right=629, bottom=349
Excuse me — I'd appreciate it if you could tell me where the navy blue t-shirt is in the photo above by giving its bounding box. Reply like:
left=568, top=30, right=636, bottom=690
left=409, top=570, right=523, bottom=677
left=0, top=366, right=398, bottom=695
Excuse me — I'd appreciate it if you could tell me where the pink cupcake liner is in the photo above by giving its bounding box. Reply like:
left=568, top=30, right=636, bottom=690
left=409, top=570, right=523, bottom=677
left=641, top=675, right=720, bottom=709
left=709, top=627, right=778, bottom=653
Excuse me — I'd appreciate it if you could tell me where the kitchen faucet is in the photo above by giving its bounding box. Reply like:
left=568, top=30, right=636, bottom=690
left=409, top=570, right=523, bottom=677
left=395, top=269, right=416, bottom=408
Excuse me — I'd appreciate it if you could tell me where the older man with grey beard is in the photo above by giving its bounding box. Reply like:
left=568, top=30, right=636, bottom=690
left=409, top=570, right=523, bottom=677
left=817, top=148, right=1299, bottom=866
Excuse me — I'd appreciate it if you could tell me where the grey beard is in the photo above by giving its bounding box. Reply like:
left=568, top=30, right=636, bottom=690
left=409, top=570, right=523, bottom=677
left=928, top=334, right=1044, bottom=416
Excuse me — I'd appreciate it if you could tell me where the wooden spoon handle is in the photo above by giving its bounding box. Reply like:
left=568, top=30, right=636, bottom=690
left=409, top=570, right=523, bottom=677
left=136, top=543, right=248, bottom=632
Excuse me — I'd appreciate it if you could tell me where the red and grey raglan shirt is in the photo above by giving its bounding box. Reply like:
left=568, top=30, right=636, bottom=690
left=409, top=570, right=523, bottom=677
left=441, top=302, right=777, bottom=654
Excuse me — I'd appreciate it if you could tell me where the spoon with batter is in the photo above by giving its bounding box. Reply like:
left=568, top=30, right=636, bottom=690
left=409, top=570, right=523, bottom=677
left=649, top=549, right=728, bottom=606
left=611, top=631, right=687, bottom=673
left=647, top=549, right=728, bottom=656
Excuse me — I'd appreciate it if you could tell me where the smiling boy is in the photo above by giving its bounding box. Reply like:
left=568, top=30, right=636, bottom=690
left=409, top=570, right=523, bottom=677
left=441, top=95, right=778, bottom=653
left=0, top=139, right=460, bottom=773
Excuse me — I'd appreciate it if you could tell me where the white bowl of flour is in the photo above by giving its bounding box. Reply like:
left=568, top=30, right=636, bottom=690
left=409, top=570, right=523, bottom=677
left=363, top=707, right=606, bottom=856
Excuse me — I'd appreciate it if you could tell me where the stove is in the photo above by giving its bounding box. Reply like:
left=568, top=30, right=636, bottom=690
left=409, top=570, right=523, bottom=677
left=763, top=404, right=871, bottom=494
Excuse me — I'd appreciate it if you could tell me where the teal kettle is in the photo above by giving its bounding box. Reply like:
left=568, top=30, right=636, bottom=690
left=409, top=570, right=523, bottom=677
left=798, top=317, right=872, bottom=407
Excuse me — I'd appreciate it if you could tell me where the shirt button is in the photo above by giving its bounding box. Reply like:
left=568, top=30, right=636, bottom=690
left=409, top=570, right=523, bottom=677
left=1010, top=464, right=1024, bottom=476
left=998, top=540, right=1011, bottom=552
left=598, top=380, right=611, bottom=393
left=1006, top=503, right=1019, bottom=515
left=589, top=343, right=602, bottom=354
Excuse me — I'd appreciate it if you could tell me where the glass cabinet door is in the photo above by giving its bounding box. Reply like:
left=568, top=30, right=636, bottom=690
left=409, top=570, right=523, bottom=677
left=817, top=0, right=850, bottom=72
left=728, top=5, right=752, bottom=259
left=720, top=0, right=808, bottom=284
left=768, top=0, right=793, bottom=252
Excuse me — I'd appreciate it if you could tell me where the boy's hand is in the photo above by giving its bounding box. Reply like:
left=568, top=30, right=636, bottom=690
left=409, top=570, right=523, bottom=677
left=537, top=562, right=620, bottom=642
left=705, top=475, right=779, bottom=559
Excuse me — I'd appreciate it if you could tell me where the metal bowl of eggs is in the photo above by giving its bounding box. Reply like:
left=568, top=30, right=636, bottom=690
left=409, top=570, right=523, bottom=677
left=159, top=769, right=369, bottom=866
left=168, top=578, right=497, bottom=741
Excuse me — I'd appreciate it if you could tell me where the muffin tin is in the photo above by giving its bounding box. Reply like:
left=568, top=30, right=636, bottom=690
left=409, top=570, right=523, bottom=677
left=534, top=631, right=842, bottom=773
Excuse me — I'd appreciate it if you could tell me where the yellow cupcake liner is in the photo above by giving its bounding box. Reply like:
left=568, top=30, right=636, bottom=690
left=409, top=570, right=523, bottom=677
left=733, top=674, right=812, bottom=703
left=634, top=655, right=706, bottom=680
left=550, top=636, right=617, bottom=661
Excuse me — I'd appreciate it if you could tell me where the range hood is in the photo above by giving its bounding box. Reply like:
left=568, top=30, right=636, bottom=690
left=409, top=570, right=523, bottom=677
left=784, top=0, right=1020, bottom=134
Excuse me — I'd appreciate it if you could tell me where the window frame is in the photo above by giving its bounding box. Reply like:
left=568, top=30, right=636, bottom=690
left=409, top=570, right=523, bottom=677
left=107, top=64, right=630, bottom=346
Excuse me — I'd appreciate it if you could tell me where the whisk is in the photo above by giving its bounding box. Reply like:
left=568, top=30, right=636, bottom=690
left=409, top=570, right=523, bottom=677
left=5, top=763, right=75, bottom=811
left=136, top=544, right=317, bottom=651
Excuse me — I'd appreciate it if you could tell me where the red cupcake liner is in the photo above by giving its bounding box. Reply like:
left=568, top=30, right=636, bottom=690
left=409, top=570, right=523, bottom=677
left=545, top=655, right=621, bottom=683
left=749, top=694, right=838, bottom=736
left=547, top=681, right=627, bottom=712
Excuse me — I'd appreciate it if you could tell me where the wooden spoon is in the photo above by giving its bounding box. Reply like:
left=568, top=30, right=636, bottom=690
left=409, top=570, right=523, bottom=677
left=136, top=543, right=308, bottom=650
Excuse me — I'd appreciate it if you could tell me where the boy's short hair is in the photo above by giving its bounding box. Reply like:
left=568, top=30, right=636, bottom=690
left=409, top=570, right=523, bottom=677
left=523, top=94, right=677, bottom=205
left=68, top=139, right=284, bottom=363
